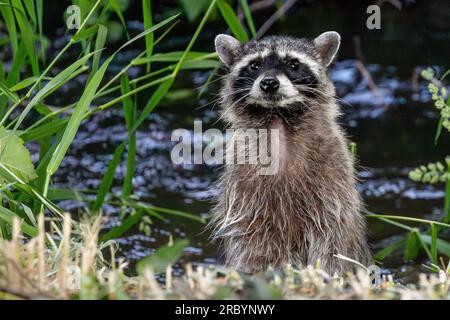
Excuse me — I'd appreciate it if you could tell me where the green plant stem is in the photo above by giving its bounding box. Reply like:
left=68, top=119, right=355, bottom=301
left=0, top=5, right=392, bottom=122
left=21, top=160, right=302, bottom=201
left=367, top=213, right=450, bottom=228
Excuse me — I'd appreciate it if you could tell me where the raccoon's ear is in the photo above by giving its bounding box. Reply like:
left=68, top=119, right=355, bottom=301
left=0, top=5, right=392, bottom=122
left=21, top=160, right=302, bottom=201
left=313, top=31, right=341, bottom=67
left=215, top=34, right=241, bottom=67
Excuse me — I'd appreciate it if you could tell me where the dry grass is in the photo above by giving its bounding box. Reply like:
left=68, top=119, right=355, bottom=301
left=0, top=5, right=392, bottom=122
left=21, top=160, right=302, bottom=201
left=0, top=215, right=449, bottom=300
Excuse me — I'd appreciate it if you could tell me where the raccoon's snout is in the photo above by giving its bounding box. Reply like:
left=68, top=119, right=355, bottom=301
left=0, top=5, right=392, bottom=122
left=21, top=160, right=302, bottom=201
left=259, top=77, right=280, bottom=93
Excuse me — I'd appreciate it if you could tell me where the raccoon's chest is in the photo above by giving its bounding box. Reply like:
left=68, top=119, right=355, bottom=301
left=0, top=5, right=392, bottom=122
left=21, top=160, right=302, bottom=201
left=268, top=116, right=288, bottom=170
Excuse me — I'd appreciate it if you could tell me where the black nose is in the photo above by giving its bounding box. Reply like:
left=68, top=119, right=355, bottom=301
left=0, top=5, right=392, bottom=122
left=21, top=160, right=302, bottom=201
left=259, top=77, right=279, bottom=93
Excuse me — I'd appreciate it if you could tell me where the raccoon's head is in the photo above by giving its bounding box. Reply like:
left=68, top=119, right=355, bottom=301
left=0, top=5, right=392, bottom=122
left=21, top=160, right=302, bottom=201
left=215, top=32, right=341, bottom=124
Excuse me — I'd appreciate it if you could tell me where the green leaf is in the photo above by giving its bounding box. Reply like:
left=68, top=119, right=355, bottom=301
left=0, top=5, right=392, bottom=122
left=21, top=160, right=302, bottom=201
left=121, top=75, right=136, bottom=198
left=180, top=59, right=218, bottom=70
left=445, top=177, right=450, bottom=223
left=217, top=0, right=249, bottom=42
left=435, top=117, right=443, bottom=145
left=0, top=79, right=19, bottom=103
left=46, top=55, right=113, bottom=177
left=72, top=24, right=99, bottom=43
left=151, top=206, right=205, bottom=223
left=9, top=76, right=46, bottom=92
left=404, top=230, right=419, bottom=260
left=142, top=0, right=153, bottom=72
left=0, top=1, right=18, bottom=54
left=0, top=127, right=37, bottom=183
left=100, top=211, right=143, bottom=243
left=47, top=188, right=85, bottom=201
left=87, top=24, right=108, bottom=83
left=13, top=51, right=97, bottom=130
left=0, top=205, right=38, bottom=237
left=241, top=0, right=256, bottom=38
left=374, top=238, right=405, bottom=260
left=108, top=0, right=130, bottom=40
left=91, top=143, right=125, bottom=213
left=11, top=0, right=39, bottom=76
left=136, top=239, right=189, bottom=274
left=133, top=51, right=215, bottom=63
left=431, top=223, right=438, bottom=263
left=180, top=0, right=208, bottom=22
left=421, top=235, right=450, bottom=257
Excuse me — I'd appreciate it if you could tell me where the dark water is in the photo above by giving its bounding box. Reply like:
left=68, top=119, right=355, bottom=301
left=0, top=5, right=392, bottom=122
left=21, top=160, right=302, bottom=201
left=17, top=0, right=450, bottom=280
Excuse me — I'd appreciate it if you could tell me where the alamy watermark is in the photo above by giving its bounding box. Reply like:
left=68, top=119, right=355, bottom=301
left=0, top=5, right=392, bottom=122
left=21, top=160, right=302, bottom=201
left=66, top=5, right=81, bottom=30
left=366, top=1, right=403, bottom=30
left=170, top=121, right=280, bottom=175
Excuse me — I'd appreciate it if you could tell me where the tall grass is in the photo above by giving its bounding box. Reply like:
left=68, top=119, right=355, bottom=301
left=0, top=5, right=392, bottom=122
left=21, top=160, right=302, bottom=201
left=0, top=0, right=259, bottom=275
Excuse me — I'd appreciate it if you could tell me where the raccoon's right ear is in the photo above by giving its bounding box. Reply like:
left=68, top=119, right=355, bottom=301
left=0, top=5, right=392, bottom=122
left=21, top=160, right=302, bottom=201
left=314, top=31, right=341, bottom=67
left=215, top=34, right=241, bottom=67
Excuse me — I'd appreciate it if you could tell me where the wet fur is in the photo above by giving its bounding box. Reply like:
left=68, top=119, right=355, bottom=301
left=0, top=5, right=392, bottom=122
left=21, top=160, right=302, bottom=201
left=209, top=35, right=372, bottom=274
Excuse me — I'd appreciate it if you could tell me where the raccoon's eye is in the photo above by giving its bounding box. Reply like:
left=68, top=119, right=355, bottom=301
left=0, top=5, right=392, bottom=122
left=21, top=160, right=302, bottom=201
left=288, top=59, right=299, bottom=70
left=249, top=61, right=260, bottom=71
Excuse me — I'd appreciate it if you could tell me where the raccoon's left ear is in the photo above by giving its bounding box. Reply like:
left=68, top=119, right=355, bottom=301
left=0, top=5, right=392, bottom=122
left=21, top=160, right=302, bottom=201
left=314, top=31, right=341, bottom=67
left=215, top=34, right=241, bottom=67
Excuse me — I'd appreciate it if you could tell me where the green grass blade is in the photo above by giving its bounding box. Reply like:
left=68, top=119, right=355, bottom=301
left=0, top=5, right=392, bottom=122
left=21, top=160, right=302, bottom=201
left=216, top=0, right=249, bottom=42
left=36, top=0, right=45, bottom=62
left=0, top=205, right=38, bottom=237
left=172, top=0, right=217, bottom=77
left=0, top=163, right=62, bottom=216
left=116, top=13, right=180, bottom=54
left=240, top=0, right=256, bottom=38
left=91, top=143, right=126, bottom=213
left=46, top=56, right=112, bottom=177
left=22, top=0, right=36, bottom=26
left=99, top=211, right=143, bottom=242
left=435, top=117, right=443, bottom=145
left=137, top=239, right=189, bottom=274
left=0, top=79, right=19, bottom=103
left=72, top=24, right=100, bottom=43
left=374, top=238, right=404, bottom=261
left=366, top=213, right=450, bottom=228
left=131, top=78, right=174, bottom=134
left=445, top=167, right=450, bottom=223
left=9, top=76, right=46, bottom=92
left=5, top=40, right=27, bottom=85
left=404, top=230, right=419, bottom=260
left=121, top=75, right=136, bottom=198
left=421, top=235, right=450, bottom=256
left=416, top=232, right=433, bottom=261
left=87, top=24, right=108, bottom=83
left=151, top=206, right=205, bottom=223
left=11, top=0, right=39, bottom=76
left=431, top=223, right=438, bottom=263
left=142, top=0, right=154, bottom=73
left=108, top=0, right=130, bottom=39
left=10, top=51, right=97, bottom=130
left=0, top=1, right=18, bottom=53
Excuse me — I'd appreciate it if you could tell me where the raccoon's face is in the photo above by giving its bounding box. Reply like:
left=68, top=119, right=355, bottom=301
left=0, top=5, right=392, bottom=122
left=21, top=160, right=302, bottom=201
left=215, top=32, right=340, bottom=117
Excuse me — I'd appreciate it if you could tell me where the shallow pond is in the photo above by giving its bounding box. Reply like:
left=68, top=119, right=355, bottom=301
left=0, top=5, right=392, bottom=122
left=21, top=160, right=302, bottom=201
left=14, top=0, right=450, bottom=280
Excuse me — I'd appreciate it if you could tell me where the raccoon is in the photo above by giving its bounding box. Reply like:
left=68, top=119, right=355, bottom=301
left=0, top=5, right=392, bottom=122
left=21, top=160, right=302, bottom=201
left=208, top=32, right=372, bottom=274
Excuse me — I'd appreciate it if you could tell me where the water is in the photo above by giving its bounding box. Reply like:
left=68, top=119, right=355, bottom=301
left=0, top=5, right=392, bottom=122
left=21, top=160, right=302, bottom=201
left=15, top=0, right=450, bottom=279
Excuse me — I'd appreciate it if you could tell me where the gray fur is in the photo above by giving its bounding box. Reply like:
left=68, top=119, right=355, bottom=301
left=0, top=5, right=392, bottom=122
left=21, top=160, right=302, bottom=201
left=209, top=33, right=372, bottom=274
left=215, top=34, right=242, bottom=67
left=314, top=31, right=341, bottom=66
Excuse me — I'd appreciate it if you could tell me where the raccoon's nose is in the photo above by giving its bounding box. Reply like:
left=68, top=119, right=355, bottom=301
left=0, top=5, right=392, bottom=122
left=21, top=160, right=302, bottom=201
left=259, top=77, right=279, bottom=93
